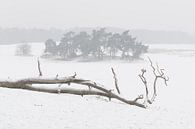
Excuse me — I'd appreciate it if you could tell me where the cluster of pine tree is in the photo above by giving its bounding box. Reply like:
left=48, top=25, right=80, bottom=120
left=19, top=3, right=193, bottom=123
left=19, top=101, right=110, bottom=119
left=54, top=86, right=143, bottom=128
left=44, top=28, right=148, bottom=60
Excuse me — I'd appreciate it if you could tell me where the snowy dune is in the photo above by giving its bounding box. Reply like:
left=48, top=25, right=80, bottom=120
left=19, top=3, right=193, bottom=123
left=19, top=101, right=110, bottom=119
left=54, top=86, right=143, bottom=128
left=0, top=43, right=195, bottom=129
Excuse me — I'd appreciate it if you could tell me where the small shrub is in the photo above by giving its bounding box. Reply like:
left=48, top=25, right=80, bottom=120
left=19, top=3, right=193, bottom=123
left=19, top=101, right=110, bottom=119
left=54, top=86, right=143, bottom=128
left=15, top=43, right=31, bottom=56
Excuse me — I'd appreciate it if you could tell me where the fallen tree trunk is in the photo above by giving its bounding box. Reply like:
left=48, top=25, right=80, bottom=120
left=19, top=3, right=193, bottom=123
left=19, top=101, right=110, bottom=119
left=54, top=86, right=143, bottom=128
left=0, top=76, right=146, bottom=108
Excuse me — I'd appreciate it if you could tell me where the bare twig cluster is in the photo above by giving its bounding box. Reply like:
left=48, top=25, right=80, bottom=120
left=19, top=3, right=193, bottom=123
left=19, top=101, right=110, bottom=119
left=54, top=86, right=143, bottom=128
left=139, top=58, right=169, bottom=105
left=37, top=58, right=42, bottom=76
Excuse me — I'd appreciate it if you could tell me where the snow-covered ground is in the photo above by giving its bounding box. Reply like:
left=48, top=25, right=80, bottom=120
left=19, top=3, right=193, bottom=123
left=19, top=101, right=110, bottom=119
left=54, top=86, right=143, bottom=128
left=0, top=43, right=195, bottom=129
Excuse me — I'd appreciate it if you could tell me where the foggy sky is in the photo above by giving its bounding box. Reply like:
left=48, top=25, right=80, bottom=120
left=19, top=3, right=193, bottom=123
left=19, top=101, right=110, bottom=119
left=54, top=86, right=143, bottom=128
left=0, top=0, right=195, bottom=33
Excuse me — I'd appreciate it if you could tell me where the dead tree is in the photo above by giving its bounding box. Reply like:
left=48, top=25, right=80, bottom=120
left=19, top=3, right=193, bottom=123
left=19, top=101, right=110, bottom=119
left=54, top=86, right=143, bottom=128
left=0, top=59, right=168, bottom=108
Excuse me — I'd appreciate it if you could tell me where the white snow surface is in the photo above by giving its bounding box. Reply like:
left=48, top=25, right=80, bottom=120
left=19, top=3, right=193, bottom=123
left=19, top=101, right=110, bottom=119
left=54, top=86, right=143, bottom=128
left=0, top=43, right=195, bottom=129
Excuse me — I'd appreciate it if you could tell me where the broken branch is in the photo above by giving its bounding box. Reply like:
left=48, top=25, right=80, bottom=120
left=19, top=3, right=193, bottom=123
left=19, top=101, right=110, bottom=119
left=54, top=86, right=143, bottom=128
left=138, top=69, right=151, bottom=104
left=111, top=67, right=120, bottom=94
left=37, top=58, right=42, bottom=76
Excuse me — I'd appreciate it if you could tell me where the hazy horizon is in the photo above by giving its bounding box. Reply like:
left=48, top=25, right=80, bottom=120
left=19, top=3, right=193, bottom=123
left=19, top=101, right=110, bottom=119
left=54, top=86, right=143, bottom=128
left=1, top=0, right=195, bottom=34
left=0, top=27, right=195, bottom=44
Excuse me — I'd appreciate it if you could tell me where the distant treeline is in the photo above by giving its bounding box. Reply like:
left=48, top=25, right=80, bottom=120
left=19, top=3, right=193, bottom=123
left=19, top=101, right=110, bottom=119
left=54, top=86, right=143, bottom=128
left=44, top=28, right=148, bottom=60
left=0, top=28, right=62, bottom=44
left=1, top=27, right=195, bottom=44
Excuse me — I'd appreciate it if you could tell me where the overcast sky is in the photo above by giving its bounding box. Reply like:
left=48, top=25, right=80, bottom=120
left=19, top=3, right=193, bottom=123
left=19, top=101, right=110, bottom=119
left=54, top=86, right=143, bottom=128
left=0, top=0, right=195, bottom=33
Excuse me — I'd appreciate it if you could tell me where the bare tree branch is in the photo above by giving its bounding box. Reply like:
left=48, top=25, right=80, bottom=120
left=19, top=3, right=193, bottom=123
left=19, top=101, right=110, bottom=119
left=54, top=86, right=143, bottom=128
left=56, top=74, right=59, bottom=79
left=133, top=95, right=144, bottom=102
left=148, top=58, right=169, bottom=103
left=148, top=57, right=157, bottom=76
left=111, top=67, right=120, bottom=94
left=138, top=69, right=151, bottom=104
left=71, top=72, right=77, bottom=78
left=37, top=58, right=42, bottom=76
